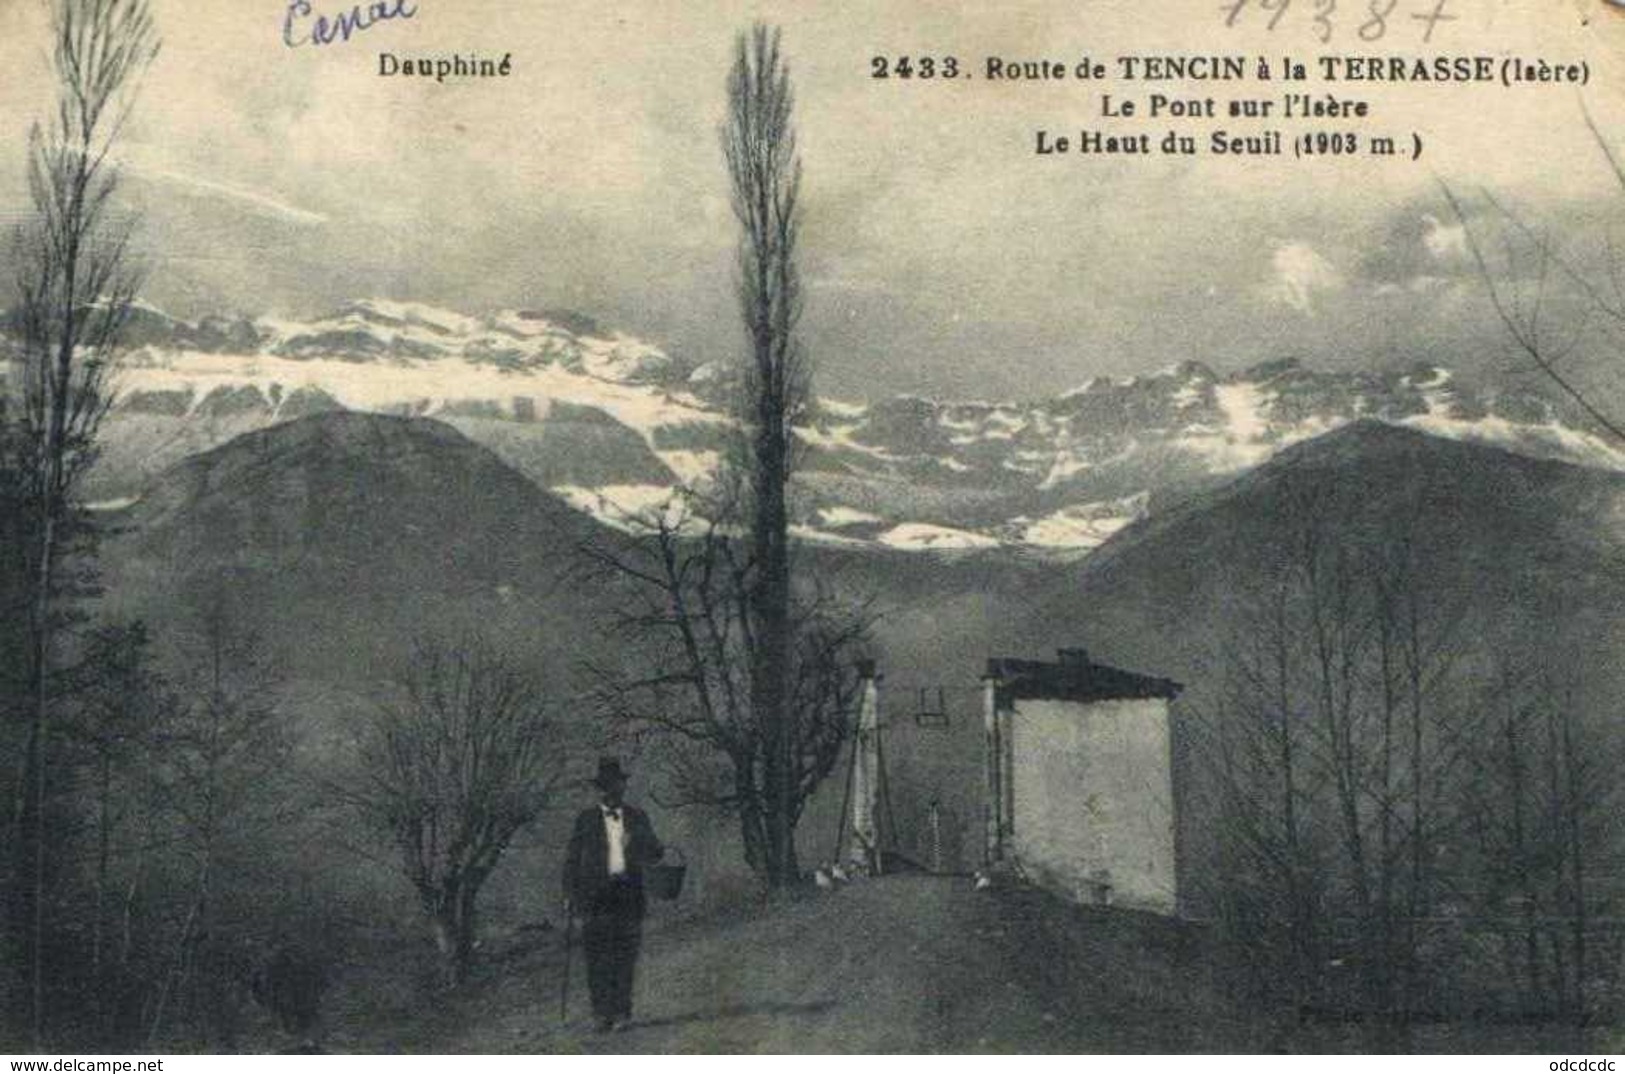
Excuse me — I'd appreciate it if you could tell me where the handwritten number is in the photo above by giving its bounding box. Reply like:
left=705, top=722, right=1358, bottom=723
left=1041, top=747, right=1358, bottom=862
left=1259, top=0, right=1292, bottom=30
left=1216, top=0, right=1447, bottom=41
left=1358, top=0, right=1395, bottom=40
left=1312, top=0, right=1335, bottom=42
left=1411, top=0, right=1456, bottom=43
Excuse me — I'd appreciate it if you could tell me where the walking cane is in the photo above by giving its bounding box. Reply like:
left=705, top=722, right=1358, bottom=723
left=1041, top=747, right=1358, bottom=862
left=558, top=909, right=574, bottom=1024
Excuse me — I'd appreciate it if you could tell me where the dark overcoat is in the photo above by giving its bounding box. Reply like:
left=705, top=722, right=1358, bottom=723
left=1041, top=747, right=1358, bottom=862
left=562, top=805, right=663, bottom=917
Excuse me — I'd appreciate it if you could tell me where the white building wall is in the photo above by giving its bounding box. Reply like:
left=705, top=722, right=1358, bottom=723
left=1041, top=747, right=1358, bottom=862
left=1008, top=696, right=1177, bottom=914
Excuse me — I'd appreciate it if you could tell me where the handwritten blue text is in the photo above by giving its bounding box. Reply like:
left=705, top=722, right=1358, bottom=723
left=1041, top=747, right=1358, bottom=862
left=284, top=0, right=418, bottom=48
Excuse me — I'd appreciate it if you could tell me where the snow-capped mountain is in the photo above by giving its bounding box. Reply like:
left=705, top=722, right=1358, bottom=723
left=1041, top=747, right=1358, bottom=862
left=17, top=298, right=1625, bottom=555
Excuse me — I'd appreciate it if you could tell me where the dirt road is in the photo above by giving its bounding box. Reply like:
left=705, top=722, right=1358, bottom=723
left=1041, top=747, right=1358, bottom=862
left=386, top=873, right=1255, bottom=1054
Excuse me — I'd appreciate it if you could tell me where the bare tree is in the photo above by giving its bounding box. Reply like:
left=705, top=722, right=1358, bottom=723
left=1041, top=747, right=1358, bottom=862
left=41, top=591, right=339, bottom=1050
left=144, top=603, right=290, bottom=1045
left=1440, top=104, right=1625, bottom=447
left=723, top=23, right=808, bottom=886
left=579, top=487, right=870, bottom=878
left=1199, top=466, right=1482, bottom=1032
left=7, top=0, right=159, bottom=1044
left=1462, top=655, right=1625, bottom=1029
left=354, top=637, right=563, bottom=984
left=59, top=619, right=168, bottom=1036
left=1194, top=548, right=1327, bottom=1006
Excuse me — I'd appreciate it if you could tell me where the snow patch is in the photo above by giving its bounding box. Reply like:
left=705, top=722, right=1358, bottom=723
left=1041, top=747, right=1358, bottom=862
left=1402, top=401, right=1625, bottom=473
left=878, top=523, right=1001, bottom=551
left=1402, top=367, right=1452, bottom=390
left=350, top=298, right=484, bottom=337
left=818, top=397, right=868, bottom=419
left=1039, top=449, right=1092, bottom=490
left=1170, top=383, right=1204, bottom=409
left=1215, top=382, right=1270, bottom=442
left=1163, top=382, right=1286, bottom=473
left=553, top=484, right=700, bottom=534
left=655, top=450, right=721, bottom=487
left=118, top=350, right=724, bottom=466
left=1014, top=493, right=1148, bottom=549
left=818, top=505, right=884, bottom=528
left=797, top=423, right=900, bottom=462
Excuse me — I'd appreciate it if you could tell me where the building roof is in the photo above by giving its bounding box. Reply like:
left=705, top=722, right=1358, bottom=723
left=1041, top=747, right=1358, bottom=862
left=983, top=648, right=1181, bottom=706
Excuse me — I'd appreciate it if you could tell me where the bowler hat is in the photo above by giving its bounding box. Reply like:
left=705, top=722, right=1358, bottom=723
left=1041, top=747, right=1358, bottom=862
left=592, top=756, right=630, bottom=789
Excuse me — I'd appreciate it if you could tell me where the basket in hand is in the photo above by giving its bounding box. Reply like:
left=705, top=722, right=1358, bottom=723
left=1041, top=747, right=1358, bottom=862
left=645, top=845, right=686, bottom=901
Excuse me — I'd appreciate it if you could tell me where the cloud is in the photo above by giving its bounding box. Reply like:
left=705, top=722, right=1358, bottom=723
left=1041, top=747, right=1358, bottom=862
left=1262, top=241, right=1343, bottom=315
left=1372, top=274, right=1453, bottom=297
left=808, top=273, right=892, bottom=295
left=1357, top=205, right=1479, bottom=296
left=1420, top=214, right=1469, bottom=264
left=127, top=162, right=327, bottom=227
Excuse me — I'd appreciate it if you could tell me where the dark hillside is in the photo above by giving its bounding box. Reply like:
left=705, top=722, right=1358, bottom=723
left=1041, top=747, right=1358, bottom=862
left=100, top=411, right=600, bottom=681
left=1012, top=420, right=1625, bottom=705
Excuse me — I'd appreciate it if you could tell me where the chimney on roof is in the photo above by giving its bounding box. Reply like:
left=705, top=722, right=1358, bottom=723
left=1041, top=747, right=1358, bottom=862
left=1057, top=648, right=1090, bottom=669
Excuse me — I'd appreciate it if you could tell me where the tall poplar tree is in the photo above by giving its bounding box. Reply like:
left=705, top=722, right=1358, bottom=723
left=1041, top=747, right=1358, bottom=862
left=8, top=0, right=159, bottom=1044
left=722, top=22, right=807, bottom=887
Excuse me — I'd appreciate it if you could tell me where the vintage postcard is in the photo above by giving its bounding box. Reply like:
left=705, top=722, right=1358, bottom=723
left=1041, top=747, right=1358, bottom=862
left=3, top=0, right=1625, bottom=1057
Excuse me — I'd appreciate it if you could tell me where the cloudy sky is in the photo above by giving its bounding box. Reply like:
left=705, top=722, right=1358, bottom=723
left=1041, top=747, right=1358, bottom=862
left=4, top=0, right=1625, bottom=401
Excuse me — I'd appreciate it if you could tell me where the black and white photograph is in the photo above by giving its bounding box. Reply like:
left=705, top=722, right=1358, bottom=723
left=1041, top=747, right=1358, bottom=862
left=3, top=0, right=1625, bottom=1056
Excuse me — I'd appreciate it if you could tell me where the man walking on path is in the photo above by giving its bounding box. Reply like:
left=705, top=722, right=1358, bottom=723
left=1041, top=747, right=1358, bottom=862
left=563, top=756, right=664, bottom=1032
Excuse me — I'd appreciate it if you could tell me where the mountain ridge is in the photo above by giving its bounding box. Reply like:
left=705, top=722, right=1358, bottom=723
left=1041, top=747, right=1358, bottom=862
left=13, top=297, right=1625, bottom=557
